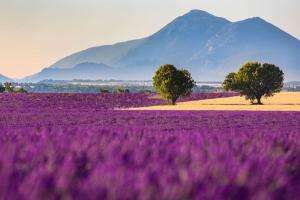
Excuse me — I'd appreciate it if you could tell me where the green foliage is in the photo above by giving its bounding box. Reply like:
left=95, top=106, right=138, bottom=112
left=0, top=84, right=5, bottom=93
left=114, top=88, right=130, bottom=93
left=4, top=82, right=14, bottom=93
left=14, top=87, right=28, bottom=93
left=223, top=62, right=284, bottom=104
left=153, top=64, right=196, bottom=105
left=100, top=89, right=110, bottom=93
left=139, top=89, right=152, bottom=94
left=223, top=72, right=237, bottom=91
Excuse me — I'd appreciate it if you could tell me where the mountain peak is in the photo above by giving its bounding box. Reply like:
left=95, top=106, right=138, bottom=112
left=27, top=11, right=300, bottom=82
left=246, top=16, right=267, bottom=23
left=252, top=16, right=264, bottom=20
left=175, top=9, right=231, bottom=25
left=161, top=9, right=231, bottom=30
left=187, top=9, right=211, bottom=15
left=182, top=9, right=223, bottom=20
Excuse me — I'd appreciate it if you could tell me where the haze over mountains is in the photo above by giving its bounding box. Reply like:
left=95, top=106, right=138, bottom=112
left=0, top=74, right=13, bottom=83
left=19, top=10, right=300, bottom=82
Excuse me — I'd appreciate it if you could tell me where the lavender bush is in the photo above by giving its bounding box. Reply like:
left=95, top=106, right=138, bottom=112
left=0, top=93, right=299, bottom=200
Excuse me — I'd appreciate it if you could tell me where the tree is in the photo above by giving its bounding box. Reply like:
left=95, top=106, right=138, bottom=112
left=4, top=82, right=14, bottom=93
left=223, top=62, right=284, bottom=104
left=100, top=89, right=110, bottom=93
left=114, top=88, right=130, bottom=93
left=0, top=84, right=4, bottom=93
left=153, top=64, right=196, bottom=105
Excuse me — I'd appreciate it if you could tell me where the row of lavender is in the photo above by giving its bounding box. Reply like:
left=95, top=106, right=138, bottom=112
left=0, top=93, right=299, bottom=200
left=0, top=92, right=236, bottom=112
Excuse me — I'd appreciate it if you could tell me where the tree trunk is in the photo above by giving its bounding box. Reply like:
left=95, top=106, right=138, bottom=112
left=256, top=96, right=262, bottom=105
left=171, top=98, right=177, bottom=105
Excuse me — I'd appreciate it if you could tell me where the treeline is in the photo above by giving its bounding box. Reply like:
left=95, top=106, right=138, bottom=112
left=4, top=83, right=221, bottom=93
left=0, top=82, right=27, bottom=93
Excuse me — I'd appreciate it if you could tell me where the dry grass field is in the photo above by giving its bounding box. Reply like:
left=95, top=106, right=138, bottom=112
left=130, top=92, right=300, bottom=111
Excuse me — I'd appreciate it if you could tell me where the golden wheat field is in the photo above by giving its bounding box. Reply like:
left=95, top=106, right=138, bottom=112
left=130, top=92, right=300, bottom=111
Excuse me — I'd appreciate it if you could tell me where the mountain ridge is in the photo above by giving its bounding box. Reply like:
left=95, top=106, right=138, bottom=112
left=22, top=10, right=300, bottom=82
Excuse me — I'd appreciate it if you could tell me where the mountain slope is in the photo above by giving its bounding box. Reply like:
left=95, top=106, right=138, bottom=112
left=118, top=10, right=230, bottom=69
left=49, top=39, right=144, bottom=69
left=0, top=74, right=13, bottom=83
left=24, top=10, right=300, bottom=82
left=188, top=17, right=300, bottom=80
left=22, top=63, right=120, bottom=82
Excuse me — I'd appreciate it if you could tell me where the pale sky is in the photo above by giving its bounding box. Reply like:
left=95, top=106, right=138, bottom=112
left=0, top=0, right=299, bottom=78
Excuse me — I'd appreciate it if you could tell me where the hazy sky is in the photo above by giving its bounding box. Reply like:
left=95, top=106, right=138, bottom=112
left=0, top=0, right=299, bottom=78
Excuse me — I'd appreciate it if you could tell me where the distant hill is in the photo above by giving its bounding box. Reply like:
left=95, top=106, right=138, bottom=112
left=0, top=74, right=13, bottom=83
left=285, top=81, right=300, bottom=85
left=22, top=62, right=119, bottom=82
left=23, top=10, right=300, bottom=82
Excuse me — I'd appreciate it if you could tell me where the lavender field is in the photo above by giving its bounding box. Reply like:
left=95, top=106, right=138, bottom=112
left=0, top=93, right=299, bottom=200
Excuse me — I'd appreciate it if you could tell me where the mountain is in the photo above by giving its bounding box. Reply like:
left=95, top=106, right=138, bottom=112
left=0, top=74, right=13, bottom=83
left=22, top=63, right=119, bottom=82
left=23, top=10, right=300, bottom=82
